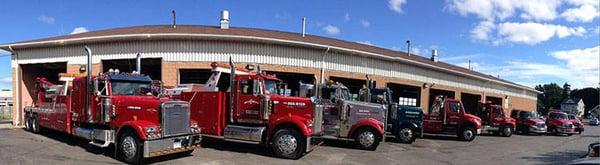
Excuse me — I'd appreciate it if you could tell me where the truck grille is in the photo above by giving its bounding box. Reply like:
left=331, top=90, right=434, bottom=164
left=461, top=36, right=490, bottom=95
left=161, top=101, right=190, bottom=137
left=536, top=122, right=546, bottom=127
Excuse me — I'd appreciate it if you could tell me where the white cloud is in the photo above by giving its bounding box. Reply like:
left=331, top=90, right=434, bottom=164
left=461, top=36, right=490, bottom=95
left=410, top=47, right=421, bottom=55
left=446, top=0, right=561, bottom=21
left=551, top=45, right=600, bottom=71
left=360, top=20, right=370, bottom=28
left=497, top=22, right=586, bottom=45
left=357, top=41, right=373, bottom=46
left=70, top=27, right=89, bottom=34
left=466, top=46, right=600, bottom=88
left=388, top=0, right=407, bottom=14
left=37, top=15, right=55, bottom=24
left=456, top=61, right=481, bottom=70
left=0, top=77, right=11, bottom=86
left=471, top=21, right=496, bottom=40
left=344, top=13, right=350, bottom=22
left=561, top=5, right=599, bottom=22
left=322, top=25, right=340, bottom=35
left=595, top=26, right=600, bottom=35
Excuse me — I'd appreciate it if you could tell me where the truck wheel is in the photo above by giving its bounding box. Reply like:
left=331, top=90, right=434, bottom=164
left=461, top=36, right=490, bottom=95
left=549, top=126, right=558, bottom=136
left=354, top=127, right=380, bottom=151
left=271, top=129, right=305, bottom=159
left=458, top=127, right=476, bottom=141
left=501, top=126, right=513, bottom=137
left=24, top=117, right=32, bottom=131
left=396, top=127, right=416, bottom=144
left=118, top=131, right=143, bottom=164
left=31, top=117, right=40, bottom=133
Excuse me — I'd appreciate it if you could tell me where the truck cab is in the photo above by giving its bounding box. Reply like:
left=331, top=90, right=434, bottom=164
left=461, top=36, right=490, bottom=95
left=423, top=96, right=482, bottom=141
left=24, top=71, right=202, bottom=164
left=361, top=87, right=423, bottom=143
left=473, top=102, right=516, bottom=137
left=173, top=60, right=322, bottom=159
left=546, top=111, right=576, bottom=135
left=511, top=110, right=547, bottom=135
left=313, top=82, right=386, bottom=150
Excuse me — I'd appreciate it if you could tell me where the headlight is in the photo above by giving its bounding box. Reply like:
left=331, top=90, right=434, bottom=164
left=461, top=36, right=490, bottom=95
left=145, top=126, right=161, bottom=139
left=562, top=122, right=573, bottom=128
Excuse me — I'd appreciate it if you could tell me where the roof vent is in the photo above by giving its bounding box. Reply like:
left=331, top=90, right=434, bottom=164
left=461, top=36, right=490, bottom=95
left=220, top=10, right=230, bottom=29
left=431, top=49, right=438, bottom=62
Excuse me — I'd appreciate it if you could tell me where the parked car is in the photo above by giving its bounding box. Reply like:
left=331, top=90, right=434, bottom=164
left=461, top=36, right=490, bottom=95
left=568, top=114, right=585, bottom=134
left=589, top=117, right=599, bottom=126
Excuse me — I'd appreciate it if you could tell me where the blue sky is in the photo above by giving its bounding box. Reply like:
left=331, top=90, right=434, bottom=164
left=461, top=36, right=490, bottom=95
left=0, top=0, right=598, bottom=89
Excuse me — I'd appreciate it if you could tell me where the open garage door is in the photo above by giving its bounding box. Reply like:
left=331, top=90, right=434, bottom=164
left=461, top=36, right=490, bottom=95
left=486, top=96, right=502, bottom=105
left=266, top=71, right=314, bottom=97
left=102, top=58, right=161, bottom=81
left=429, top=89, right=455, bottom=108
left=462, top=93, right=482, bottom=115
left=179, top=69, right=212, bottom=84
left=387, top=83, right=421, bottom=107
left=330, top=76, right=372, bottom=100
left=20, top=62, right=67, bottom=105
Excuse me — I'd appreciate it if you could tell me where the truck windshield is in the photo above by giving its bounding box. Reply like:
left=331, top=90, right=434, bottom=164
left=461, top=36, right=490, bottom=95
left=520, top=111, right=541, bottom=119
left=549, top=113, right=568, bottom=120
left=264, top=80, right=279, bottom=94
left=111, top=80, right=152, bottom=95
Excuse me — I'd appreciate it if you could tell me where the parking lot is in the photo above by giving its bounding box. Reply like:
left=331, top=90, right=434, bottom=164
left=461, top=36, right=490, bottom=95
left=0, top=124, right=598, bottom=165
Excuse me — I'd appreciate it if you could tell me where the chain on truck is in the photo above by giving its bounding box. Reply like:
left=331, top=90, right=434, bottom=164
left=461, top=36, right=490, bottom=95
left=168, top=58, right=323, bottom=159
left=23, top=47, right=202, bottom=164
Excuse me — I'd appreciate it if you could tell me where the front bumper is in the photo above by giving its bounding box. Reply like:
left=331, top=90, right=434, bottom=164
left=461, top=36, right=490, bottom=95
left=144, top=134, right=202, bottom=158
left=528, top=126, right=547, bottom=133
left=557, top=127, right=576, bottom=134
left=476, top=128, right=482, bottom=135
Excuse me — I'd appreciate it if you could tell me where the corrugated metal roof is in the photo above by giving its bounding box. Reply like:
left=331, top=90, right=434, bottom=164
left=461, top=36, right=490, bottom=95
left=0, top=25, right=539, bottom=93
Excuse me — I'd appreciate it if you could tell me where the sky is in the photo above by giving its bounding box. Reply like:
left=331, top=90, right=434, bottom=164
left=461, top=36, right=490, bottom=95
left=0, top=0, right=598, bottom=90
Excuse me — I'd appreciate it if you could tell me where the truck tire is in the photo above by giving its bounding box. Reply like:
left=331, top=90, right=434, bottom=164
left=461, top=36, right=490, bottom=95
left=396, top=127, right=416, bottom=144
left=501, top=126, right=513, bottom=137
left=271, top=128, right=305, bottom=159
left=118, top=131, right=143, bottom=164
left=354, top=127, right=381, bottom=151
left=31, top=117, right=40, bottom=133
left=458, top=127, right=476, bottom=141
left=549, top=126, right=558, bottom=136
left=24, top=117, right=32, bottom=131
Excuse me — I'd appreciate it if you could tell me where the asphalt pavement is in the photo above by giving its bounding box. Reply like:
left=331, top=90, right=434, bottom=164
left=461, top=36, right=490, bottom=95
left=0, top=125, right=598, bottom=165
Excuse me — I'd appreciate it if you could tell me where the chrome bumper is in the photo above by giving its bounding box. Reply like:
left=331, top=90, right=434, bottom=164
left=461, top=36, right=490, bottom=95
left=143, top=134, right=202, bottom=158
left=557, top=127, right=576, bottom=134
left=529, top=126, right=547, bottom=133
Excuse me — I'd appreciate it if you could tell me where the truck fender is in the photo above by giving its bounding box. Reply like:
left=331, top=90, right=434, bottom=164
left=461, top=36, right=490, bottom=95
left=397, top=121, right=420, bottom=132
left=348, top=118, right=384, bottom=137
left=116, top=120, right=157, bottom=141
left=269, top=116, right=311, bottom=137
left=461, top=119, right=481, bottom=129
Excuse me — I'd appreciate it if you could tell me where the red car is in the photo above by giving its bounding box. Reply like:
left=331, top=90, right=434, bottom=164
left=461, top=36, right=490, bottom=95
left=568, top=114, right=584, bottom=134
left=546, top=111, right=576, bottom=135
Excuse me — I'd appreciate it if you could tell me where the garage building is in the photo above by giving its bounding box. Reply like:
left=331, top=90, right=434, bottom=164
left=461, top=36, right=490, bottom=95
left=0, top=16, right=540, bottom=126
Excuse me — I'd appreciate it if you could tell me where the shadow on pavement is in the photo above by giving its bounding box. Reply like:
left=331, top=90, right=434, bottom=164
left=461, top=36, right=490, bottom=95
left=199, top=137, right=275, bottom=157
left=22, top=128, right=195, bottom=164
left=521, top=150, right=586, bottom=165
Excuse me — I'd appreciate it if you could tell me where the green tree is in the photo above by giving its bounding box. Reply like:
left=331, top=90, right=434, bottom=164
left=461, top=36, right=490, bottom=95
left=561, top=83, right=571, bottom=99
left=535, top=83, right=563, bottom=115
left=571, top=87, right=600, bottom=116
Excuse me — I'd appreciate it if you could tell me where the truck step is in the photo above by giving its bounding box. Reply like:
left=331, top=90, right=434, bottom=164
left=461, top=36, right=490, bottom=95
left=89, top=140, right=110, bottom=148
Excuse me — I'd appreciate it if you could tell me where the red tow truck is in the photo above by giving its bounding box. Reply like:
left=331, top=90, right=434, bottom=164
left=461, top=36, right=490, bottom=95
left=510, top=110, right=547, bottom=135
left=22, top=47, right=201, bottom=164
left=546, top=111, right=576, bottom=135
left=473, top=102, right=516, bottom=137
left=171, top=59, right=322, bottom=159
left=423, top=96, right=483, bottom=141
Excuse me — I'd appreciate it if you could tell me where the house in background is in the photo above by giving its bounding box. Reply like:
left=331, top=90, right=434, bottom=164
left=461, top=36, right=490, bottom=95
left=560, top=97, right=585, bottom=117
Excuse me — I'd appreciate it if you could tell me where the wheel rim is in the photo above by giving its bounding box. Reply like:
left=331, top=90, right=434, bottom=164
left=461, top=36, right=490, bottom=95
left=504, top=127, right=511, bottom=136
left=358, top=131, right=375, bottom=147
left=121, top=136, right=137, bottom=159
left=463, top=129, right=474, bottom=140
left=276, top=134, right=298, bottom=155
left=399, top=128, right=413, bottom=142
